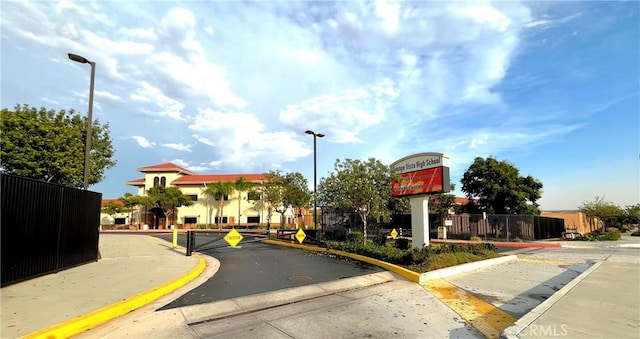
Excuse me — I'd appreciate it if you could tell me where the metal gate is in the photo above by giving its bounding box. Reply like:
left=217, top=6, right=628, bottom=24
left=185, top=229, right=269, bottom=256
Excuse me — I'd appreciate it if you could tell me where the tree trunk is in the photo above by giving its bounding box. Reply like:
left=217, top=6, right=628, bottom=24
left=217, top=200, right=223, bottom=231
left=360, top=211, right=368, bottom=246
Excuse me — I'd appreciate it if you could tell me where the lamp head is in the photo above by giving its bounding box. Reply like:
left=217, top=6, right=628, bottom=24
left=68, top=53, right=89, bottom=64
left=305, top=130, right=314, bottom=135
left=317, top=133, right=325, bottom=138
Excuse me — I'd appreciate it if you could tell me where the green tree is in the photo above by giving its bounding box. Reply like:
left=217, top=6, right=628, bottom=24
left=259, top=171, right=310, bottom=229
left=203, top=181, right=235, bottom=230
left=461, top=156, right=543, bottom=215
left=318, top=158, right=394, bottom=245
left=119, top=192, right=145, bottom=225
left=429, top=183, right=457, bottom=224
left=579, top=196, right=624, bottom=231
left=146, top=186, right=194, bottom=226
left=101, top=201, right=128, bottom=223
left=234, top=177, right=254, bottom=228
left=623, top=204, right=640, bottom=226
left=0, top=104, right=116, bottom=188
left=252, top=185, right=275, bottom=229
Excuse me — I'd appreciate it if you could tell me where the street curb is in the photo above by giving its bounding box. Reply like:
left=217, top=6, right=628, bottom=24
left=419, top=255, right=518, bottom=283
left=262, top=239, right=422, bottom=283
left=21, top=249, right=206, bottom=339
left=499, top=260, right=604, bottom=339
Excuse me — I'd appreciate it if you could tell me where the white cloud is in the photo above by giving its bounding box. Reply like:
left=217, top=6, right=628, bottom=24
left=131, top=136, right=156, bottom=148
left=524, top=12, right=582, bottom=29
left=189, top=107, right=312, bottom=167
left=208, top=160, right=223, bottom=168
left=170, top=158, right=190, bottom=167
left=280, top=78, right=399, bottom=143
left=192, top=134, right=215, bottom=146
left=129, top=81, right=186, bottom=121
left=469, top=136, right=488, bottom=149
left=94, top=90, right=122, bottom=101
left=189, top=165, right=209, bottom=173
left=163, top=143, right=192, bottom=152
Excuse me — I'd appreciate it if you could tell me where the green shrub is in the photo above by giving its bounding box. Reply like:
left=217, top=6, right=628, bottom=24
left=576, top=230, right=621, bottom=241
left=408, top=250, right=500, bottom=272
left=324, top=228, right=348, bottom=241
left=470, top=236, right=483, bottom=242
left=631, top=230, right=640, bottom=237
left=319, top=238, right=499, bottom=272
left=373, top=232, right=388, bottom=246
left=394, top=238, right=410, bottom=250
left=346, top=231, right=364, bottom=244
left=599, top=230, right=621, bottom=241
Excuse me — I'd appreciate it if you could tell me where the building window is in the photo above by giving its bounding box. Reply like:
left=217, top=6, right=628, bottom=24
left=153, top=176, right=159, bottom=187
left=184, top=216, right=197, bottom=224
left=247, top=216, right=260, bottom=223
left=247, top=191, right=260, bottom=201
left=188, top=195, right=198, bottom=201
left=215, top=216, right=228, bottom=224
left=217, top=194, right=229, bottom=201
left=115, top=218, right=126, bottom=225
left=161, top=176, right=167, bottom=187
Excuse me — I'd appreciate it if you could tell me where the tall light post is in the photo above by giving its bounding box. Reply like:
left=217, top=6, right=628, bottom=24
left=68, top=53, right=95, bottom=190
left=305, top=130, right=324, bottom=231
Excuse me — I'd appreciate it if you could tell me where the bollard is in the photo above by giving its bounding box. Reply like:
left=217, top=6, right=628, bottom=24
left=186, top=230, right=193, bottom=256
left=173, top=227, right=178, bottom=249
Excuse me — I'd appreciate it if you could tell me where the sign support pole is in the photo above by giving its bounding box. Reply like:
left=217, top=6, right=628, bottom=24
left=410, top=196, right=430, bottom=248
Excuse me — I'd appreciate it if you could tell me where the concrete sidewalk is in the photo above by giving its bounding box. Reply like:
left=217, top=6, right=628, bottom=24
left=0, top=234, right=214, bottom=339
left=502, top=244, right=640, bottom=338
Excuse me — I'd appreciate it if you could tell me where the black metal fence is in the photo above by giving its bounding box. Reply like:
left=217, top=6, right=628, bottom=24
left=321, top=209, right=564, bottom=241
left=1, top=174, right=102, bottom=287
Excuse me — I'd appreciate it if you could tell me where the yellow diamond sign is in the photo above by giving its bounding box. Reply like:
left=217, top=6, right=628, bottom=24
left=390, top=228, right=398, bottom=240
left=295, top=228, right=306, bottom=244
left=224, top=228, right=243, bottom=247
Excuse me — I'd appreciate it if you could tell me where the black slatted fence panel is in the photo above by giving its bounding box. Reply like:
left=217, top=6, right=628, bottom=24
left=1, top=174, right=101, bottom=287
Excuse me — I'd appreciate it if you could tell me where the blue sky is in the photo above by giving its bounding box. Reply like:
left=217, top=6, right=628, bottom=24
left=1, top=0, right=638, bottom=210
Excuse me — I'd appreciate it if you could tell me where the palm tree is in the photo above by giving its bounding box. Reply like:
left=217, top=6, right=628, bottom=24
left=203, top=181, right=235, bottom=230
left=234, top=176, right=254, bottom=228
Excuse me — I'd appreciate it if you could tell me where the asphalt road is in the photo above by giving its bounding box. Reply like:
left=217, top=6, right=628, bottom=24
left=155, top=233, right=384, bottom=310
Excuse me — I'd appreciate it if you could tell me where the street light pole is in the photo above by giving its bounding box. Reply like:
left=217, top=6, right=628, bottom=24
left=68, top=53, right=95, bottom=190
left=305, top=130, right=324, bottom=231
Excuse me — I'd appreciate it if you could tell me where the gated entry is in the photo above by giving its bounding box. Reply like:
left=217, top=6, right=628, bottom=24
left=185, top=229, right=268, bottom=256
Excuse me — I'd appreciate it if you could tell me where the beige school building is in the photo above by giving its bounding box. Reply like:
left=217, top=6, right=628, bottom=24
left=101, top=162, right=310, bottom=229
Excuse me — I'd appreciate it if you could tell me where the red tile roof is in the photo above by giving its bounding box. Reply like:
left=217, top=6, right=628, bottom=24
left=136, top=162, right=196, bottom=175
left=171, top=174, right=266, bottom=185
left=454, top=197, right=479, bottom=205
left=102, top=199, right=124, bottom=206
left=126, top=178, right=145, bottom=186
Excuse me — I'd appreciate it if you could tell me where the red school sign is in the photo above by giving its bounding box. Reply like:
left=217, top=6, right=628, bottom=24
left=392, top=167, right=448, bottom=197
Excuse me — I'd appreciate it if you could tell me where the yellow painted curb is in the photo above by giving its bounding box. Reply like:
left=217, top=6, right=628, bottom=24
left=262, top=239, right=421, bottom=283
left=423, top=279, right=517, bottom=339
left=22, top=253, right=206, bottom=339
